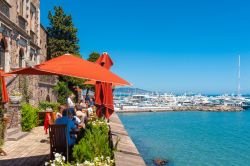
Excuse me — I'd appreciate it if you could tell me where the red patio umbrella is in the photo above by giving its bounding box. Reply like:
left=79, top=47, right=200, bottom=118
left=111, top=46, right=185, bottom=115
left=84, top=79, right=123, bottom=86
left=9, top=54, right=131, bottom=86
left=0, top=70, right=12, bottom=103
left=94, top=52, right=116, bottom=119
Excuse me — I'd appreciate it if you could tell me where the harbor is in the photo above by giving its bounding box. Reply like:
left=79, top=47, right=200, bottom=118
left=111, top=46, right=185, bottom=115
left=114, top=93, right=249, bottom=113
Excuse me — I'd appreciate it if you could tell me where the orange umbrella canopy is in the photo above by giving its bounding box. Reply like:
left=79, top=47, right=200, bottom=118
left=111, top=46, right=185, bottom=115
left=0, top=70, right=12, bottom=103
left=84, top=52, right=126, bottom=86
left=9, top=54, right=131, bottom=86
left=96, top=52, right=113, bottom=69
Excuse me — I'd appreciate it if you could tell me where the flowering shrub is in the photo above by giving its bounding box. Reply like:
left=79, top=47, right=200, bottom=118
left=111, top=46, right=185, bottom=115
left=87, top=119, right=107, bottom=128
left=79, top=156, right=114, bottom=166
left=45, top=153, right=69, bottom=166
left=45, top=153, right=114, bottom=166
left=45, top=118, right=114, bottom=166
left=73, top=119, right=113, bottom=163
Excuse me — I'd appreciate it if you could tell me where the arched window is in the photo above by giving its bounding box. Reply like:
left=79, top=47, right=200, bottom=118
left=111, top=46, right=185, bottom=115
left=19, top=48, right=24, bottom=68
left=0, top=38, right=7, bottom=69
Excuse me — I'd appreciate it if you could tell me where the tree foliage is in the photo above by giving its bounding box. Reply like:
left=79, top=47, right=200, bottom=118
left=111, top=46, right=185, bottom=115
left=47, top=6, right=83, bottom=98
left=87, top=52, right=100, bottom=62
left=53, top=81, right=73, bottom=104
left=47, top=6, right=80, bottom=58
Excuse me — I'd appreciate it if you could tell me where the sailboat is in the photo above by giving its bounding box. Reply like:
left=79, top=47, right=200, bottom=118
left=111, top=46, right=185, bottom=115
left=235, top=55, right=250, bottom=109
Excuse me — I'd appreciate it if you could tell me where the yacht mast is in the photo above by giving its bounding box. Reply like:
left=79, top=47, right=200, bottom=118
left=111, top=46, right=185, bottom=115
left=238, top=55, right=241, bottom=96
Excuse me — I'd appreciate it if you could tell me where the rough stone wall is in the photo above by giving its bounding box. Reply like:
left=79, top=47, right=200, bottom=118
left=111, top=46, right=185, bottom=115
left=7, top=0, right=18, bottom=24
left=0, top=0, right=58, bottom=130
left=39, top=25, right=47, bottom=62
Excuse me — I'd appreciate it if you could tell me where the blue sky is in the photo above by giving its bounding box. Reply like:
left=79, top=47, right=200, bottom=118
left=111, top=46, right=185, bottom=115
left=40, top=0, right=250, bottom=94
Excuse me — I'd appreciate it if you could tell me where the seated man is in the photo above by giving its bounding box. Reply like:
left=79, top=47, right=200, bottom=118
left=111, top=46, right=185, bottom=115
left=87, top=105, right=93, bottom=115
left=89, top=98, right=95, bottom=107
left=55, top=109, right=76, bottom=146
left=68, top=107, right=81, bottom=127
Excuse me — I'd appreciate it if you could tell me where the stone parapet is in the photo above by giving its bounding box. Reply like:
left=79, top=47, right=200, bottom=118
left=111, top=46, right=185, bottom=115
left=109, top=113, right=146, bottom=166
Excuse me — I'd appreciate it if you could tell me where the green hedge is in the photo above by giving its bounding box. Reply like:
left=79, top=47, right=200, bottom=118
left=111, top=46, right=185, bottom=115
left=73, top=119, right=113, bottom=162
left=21, top=103, right=38, bottom=132
left=39, top=101, right=60, bottom=112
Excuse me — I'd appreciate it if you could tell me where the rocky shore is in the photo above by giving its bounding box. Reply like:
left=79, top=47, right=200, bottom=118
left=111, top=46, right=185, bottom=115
left=116, top=105, right=244, bottom=113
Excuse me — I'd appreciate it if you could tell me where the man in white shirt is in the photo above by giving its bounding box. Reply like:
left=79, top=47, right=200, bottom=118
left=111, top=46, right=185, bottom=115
left=87, top=105, right=93, bottom=115
left=67, top=93, right=75, bottom=108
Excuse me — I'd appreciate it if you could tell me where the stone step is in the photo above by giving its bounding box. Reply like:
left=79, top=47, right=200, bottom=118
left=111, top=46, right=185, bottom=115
left=6, top=127, right=21, bottom=137
left=6, top=131, right=29, bottom=141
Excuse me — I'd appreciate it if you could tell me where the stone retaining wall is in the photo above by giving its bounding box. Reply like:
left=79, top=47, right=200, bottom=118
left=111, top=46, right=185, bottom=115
left=109, top=113, right=146, bottom=166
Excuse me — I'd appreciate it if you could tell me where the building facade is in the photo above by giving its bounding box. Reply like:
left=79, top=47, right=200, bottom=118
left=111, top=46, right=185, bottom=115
left=0, top=0, right=57, bottom=105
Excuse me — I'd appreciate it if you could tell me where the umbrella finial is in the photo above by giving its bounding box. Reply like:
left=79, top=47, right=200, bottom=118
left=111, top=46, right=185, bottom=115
left=102, top=52, right=108, bottom=55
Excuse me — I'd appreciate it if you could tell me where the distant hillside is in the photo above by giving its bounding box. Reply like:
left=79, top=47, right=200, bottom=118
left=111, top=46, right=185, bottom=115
left=114, top=87, right=151, bottom=94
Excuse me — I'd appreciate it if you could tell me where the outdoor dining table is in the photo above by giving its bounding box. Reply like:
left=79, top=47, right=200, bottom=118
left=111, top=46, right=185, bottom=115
left=37, top=110, right=55, bottom=125
left=70, top=128, right=80, bottom=135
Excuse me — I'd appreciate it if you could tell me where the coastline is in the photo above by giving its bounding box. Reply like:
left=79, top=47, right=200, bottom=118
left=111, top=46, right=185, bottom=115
left=116, top=105, right=244, bottom=113
left=109, top=113, right=146, bottom=166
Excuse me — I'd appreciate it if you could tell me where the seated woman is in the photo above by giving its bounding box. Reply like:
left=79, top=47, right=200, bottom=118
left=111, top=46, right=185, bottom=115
left=56, top=105, right=65, bottom=119
left=79, top=99, right=87, bottom=108
left=55, top=109, right=77, bottom=146
left=75, top=105, right=87, bottom=124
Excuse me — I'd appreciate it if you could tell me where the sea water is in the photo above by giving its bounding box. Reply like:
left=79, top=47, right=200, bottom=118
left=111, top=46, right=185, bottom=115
left=118, top=110, right=250, bottom=166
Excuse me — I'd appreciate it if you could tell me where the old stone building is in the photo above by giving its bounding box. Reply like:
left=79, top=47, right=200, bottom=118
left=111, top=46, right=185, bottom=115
left=0, top=0, right=57, bottom=106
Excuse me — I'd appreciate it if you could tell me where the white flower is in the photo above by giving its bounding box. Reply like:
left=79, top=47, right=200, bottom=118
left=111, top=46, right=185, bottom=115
left=55, top=157, right=61, bottom=163
left=100, top=156, right=104, bottom=160
left=62, top=156, right=66, bottom=161
left=44, top=162, right=48, bottom=166
left=51, top=164, right=55, bottom=166
left=54, top=153, right=60, bottom=158
left=84, top=160, right=90, bottom=165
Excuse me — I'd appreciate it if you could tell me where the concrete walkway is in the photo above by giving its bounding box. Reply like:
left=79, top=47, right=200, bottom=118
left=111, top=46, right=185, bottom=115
left=0, top=126, right=50, bottom=166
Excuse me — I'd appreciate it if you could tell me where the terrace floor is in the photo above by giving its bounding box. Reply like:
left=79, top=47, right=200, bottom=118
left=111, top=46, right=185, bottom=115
left=0, top=126, right=50, bottom=166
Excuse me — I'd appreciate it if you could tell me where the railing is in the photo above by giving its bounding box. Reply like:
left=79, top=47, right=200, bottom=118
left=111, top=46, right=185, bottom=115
left=0, top=0, right=10, bottom=18
left=39, top=75, right=57, bottom=85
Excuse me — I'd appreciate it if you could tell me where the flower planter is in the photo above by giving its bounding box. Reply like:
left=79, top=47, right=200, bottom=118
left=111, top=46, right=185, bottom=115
left=9, top=96, right=22, bottom=104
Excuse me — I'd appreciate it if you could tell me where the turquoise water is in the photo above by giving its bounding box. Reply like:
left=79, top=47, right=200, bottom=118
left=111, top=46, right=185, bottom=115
left=118, top=110, right=250, bottom=166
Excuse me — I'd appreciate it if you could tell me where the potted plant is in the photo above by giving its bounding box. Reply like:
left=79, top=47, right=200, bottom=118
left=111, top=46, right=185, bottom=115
left=9, top=90, right=22, bottom=104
